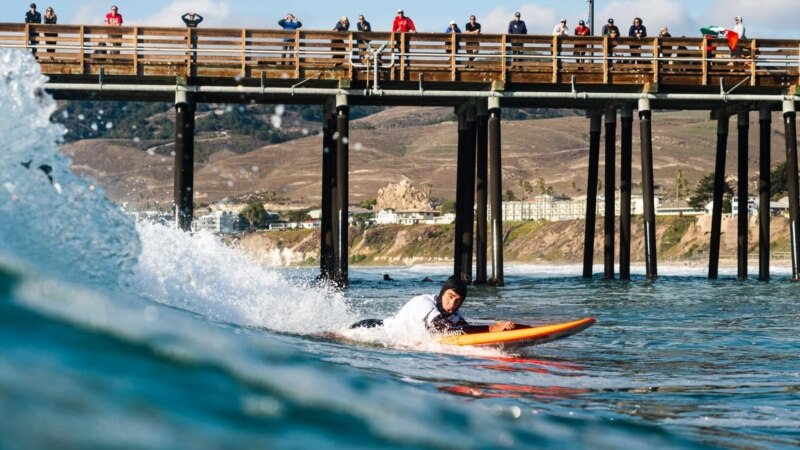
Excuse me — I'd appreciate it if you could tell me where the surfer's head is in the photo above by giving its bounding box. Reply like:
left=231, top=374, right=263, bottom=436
left=438, top=276, right=468, bottom=314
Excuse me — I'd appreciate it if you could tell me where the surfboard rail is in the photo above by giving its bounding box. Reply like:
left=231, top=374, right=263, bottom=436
left=438, top=317, right=596, bottom=347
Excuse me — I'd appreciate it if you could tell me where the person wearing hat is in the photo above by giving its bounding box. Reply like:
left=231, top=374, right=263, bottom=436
left=350, top=275, right=515, bottom=333
left=444, top=20, right=462, bottom=54
left=574, top=19, right=591, bottom=63
left=508, top=12, right=527, bottom=63
left=25, top=3, right=42, bottom=54
left=392, top=9, right=416, bottom=66
left=553, top=18, right=569, bottom=36
left=601, top=18, right=620, bottom=37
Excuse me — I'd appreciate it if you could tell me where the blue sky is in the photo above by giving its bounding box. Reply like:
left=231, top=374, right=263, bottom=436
left=4, top=0, right=797, bottom=38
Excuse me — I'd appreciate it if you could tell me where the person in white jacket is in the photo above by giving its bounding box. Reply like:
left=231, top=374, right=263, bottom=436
left=350, top=276, right=515, bottom=333
left=553, top=18, right=569, bottom=36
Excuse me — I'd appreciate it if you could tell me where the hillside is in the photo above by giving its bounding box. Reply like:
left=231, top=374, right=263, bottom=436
left=235, top=216, right=793, bottom=268
left=59, top=106, right=792, bottom=210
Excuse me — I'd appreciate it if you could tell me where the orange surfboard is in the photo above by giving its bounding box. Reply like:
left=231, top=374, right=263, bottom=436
left=438, top=317, right=596, bottom=348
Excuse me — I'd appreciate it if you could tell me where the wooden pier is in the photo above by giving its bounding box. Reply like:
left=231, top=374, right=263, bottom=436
left=3, top=23, right=799, bottom=284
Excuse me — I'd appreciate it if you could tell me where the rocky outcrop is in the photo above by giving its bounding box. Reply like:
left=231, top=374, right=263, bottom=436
left=374, top=179, right=433, bottom=212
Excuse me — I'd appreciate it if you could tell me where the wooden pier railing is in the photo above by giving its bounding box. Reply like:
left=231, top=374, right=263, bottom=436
left=1, top=23, right=798, bottom=89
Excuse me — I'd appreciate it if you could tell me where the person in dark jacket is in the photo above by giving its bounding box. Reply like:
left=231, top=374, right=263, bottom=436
left=628, top=17, right=647, bottom=63
left=25, top=3, right=41, bottom=54
left=332, top=16, right=349, bottom=63
left=278, top=13, right=302, bottom=64
left=355, top=15, right=371, bottom=61
left=464, top=15, right=481, bottom=62
left=181, top=12, right=204, bottom=28
left=508, top=12, right=527, bottom=62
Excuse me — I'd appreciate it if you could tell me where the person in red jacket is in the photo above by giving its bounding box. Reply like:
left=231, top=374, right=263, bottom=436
left=104, top=5, right=123, bottom=54
left=392, top=9, right=416, bottom=33
left=392, top=9, right=416, bottom=65
left=574, top=19, right=591, bottom=63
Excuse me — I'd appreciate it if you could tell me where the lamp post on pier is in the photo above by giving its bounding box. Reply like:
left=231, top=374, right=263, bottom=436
left=587, top=0, right=595, bottom=35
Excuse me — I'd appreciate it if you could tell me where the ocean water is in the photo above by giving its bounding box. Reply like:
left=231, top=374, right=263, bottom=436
left=2, top=49, right=799, bottom=449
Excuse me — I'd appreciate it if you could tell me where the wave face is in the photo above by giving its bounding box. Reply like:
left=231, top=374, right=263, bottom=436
left=0, top=50, right=139, bottom=286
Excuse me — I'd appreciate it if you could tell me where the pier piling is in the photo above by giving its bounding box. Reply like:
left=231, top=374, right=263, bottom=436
left=604, top=109, right=617, bottom=280
left=334, top=95, right=350, bottom=287
left=173, top=90, right=195, bottom=232
left=488, top=98, right=504, bottom=286
left=454, top=106, right=478, bottom=283
left=620, top=105, right=633, bottom=280
left=639, top=99, right=658, bottom=280
left=758, top=106, right=771, bottom=281
left=320, top=99, right=336, bottom=281
left=583, top=112, right=602, bottom=278
left=474, top=104, right=489, bottom=285
left=709, top=112, right=730, bottom=280
left=784, top=100, right=800, bottom=280
left=737, top=110, right=750, bottom=280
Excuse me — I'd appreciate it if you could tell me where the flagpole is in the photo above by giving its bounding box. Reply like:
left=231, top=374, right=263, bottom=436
left=587, top=0, right=595, bottom=36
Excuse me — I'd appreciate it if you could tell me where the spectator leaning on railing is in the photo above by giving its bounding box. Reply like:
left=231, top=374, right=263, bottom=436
left=104, top=5, right=123, bottom=54
left=574, top=19, right=591, bottom=63
left=24, top=3, right=41, bottom=54
left=43, top=6, right=56, bottom=54
left=464, top=15, right=481, bottom=63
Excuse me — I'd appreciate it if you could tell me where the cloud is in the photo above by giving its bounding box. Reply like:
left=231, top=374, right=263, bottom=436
left=481, top=5, right=560, bottom=35
left=70, top=0, right=109, bottom=25
left=698, top=0, right=797, bottom=38
left=138, top=0, right=232, bottom=27
left=598, top=0, right=694, bottom=36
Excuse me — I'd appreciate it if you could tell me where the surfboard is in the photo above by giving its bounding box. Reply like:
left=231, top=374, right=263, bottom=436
left=438, top=317, right=596, bottom=349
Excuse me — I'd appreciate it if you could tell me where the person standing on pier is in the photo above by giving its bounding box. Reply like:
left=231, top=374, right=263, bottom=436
left=628, top=17, right=647, bottom=64
left=732, top=16, right=746, bottom=58
left=553, top=18, right=569, bottom=36
left=24, top=3, right=41, bottom=54
left=464, top=15, right=481, bottom=63
left=332, top=16, right=350, bottom=63
left=104, top=5, right=123, bottom=54
left=278, top=13, right=302, bottom=64
left=181, top=12, right=203, bottom=28
left=43, top=6, right=56, bottom=54
left=445, top=20, right=461, bottom=54
left=508, top=12, right=527, bottom=63
left=392, top=9, right=416, bottom=66
left=574, top=19, right=591, bottom=63
left=356, top=15, right=371, bottom=61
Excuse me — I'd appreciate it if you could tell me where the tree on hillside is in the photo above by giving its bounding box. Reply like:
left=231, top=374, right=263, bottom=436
left=502, top=189, right=517, bottom=201
left=545, top=186, right=555, bottom=196
left=675, top=169, right=689, bottom=199
left=535, top=177, right=546, bottom=195
left=360, top=198, right=377, bottom=210
left=568, top=180, right=577, bottom=192
left=241, top=201, right=267, bottom=229
left=439, top=199, right=456, bottom=214
left=285, top=209, right=311, bottom=222
left=688, top=172, right=733, bottom=211
left=770, top=161, right=788, bottom=200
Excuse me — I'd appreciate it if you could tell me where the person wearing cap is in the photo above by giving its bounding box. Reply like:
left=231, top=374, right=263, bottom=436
left=392, top=9, right=416, bottom=33
left=464, top=15, right=481, bottom=63
left=392, top=9, right=416, bottom=66
left=25, top=3, right=42, bottom=54
left=444, top=20, right=462, bottom=54
left=574, top=19, right=591, bottom=63
left=350, top=275, right=515, bottom=334
left=553, top=18, right=569, bottom=36
left=508, top=12, right=527, bottom=63
left=601, top=18, right=619, bottom=37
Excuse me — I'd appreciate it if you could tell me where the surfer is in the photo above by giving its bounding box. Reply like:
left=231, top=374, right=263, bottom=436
left=350, top=276, right=515, bottom=334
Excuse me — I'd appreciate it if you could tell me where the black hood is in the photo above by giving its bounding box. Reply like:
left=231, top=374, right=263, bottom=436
left=436, top=276, right=468, bottom=313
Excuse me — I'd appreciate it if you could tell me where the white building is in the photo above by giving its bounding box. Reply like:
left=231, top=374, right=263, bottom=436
left=494, top=193, right=659, bottom=222
left=731, top=196, right=757, bottom=216
left=194, top=211, right=243, bottom=234
left=656, top=199, right=704, bottom=216
left=375, top=209, right=451, bottom=225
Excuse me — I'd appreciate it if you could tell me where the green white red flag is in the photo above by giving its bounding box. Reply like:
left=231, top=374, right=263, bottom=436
left=700, top=26, right=740, bottom=50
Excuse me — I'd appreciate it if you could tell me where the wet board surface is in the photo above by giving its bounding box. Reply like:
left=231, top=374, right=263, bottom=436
left=438, top=317, right=596, bottom=349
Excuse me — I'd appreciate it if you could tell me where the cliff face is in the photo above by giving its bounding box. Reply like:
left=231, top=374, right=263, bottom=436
left=373, top=179, right=433, bottom=212
left=236, top=216, right=792, bottom=267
